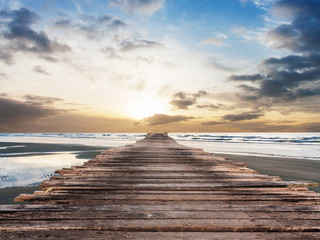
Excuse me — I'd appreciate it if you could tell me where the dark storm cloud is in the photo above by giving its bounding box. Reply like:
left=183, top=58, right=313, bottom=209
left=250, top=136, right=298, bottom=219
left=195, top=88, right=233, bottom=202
left=231, top=54, right=320, bottom=100
left=223, top=112, right=263, bottom=122
left=230, top=0, right=320, bottom=103
left=0, top=7, right=38, bottom=25
left=269, top=0, right=320, bottom=52
left=262, top=54, right=320, bottom=71
left=229, top=73, right=265, bottom=81
left=144, top=114, right=194, bottom=126
left=0, top=97, right=62, bottom=124
left=170, top=90, right=208, bottom=110
left=0, top=8, right=70, bottom=62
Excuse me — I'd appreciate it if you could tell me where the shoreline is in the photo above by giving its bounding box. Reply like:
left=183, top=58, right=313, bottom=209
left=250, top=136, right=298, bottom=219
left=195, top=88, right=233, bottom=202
left=216, top=153, right=320, bottom=193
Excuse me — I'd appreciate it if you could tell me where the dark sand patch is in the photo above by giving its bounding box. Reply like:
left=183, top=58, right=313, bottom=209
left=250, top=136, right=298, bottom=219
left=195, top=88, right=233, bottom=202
left=0, top=186, right=40, bottom=204
left=0, top=142, right=110, bottom=154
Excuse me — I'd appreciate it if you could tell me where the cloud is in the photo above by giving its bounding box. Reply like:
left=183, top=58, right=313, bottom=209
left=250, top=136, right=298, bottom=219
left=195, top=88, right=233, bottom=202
left=144, top=114, right=194, bottom=126
left=33, top=66, right=50, bottom=75
left=110, top=0, right=165, bottom=16
left=196, top=103, right=225, bottom=110
left=0, top=8, right=71, bottom=63
left=130, top=79, right=146, bottom=91
left=0, top=50, right=14, bottom=65
left=39, top=55, right=60, bottom=62
left=303, top=122, right=320, bottom=132
left=0, top=96, right=138, bottom=132
left=170, top=99, right=195, bottom=110
left=170, top=90, right=208, bottom=110
left=207, top=58, right=236, bottom=72
left=231, top=26, right=254, bottom=42
left=201, top=121, right=224, bottom=126
left=53, top=14, right=127, bottom=39
left=229, top=73, right=265, bottom=81
left=240, top=0, right=276, bottom=10
left=23, top=95, right=64, bottom=106
left=230, top=0, right=320, bottom=103
left=200, top=34, right=228, bottom=47
left=0, top=96, right=62, bottom=124
left=114, top=35, right=162, bottom=52
left=223, top=111, right=263, bottom=121
left=268, top=0, right=320, bottom=52
left=0, top=73, right=8, bottom=79
left=231, top=53, right=320, bottom=100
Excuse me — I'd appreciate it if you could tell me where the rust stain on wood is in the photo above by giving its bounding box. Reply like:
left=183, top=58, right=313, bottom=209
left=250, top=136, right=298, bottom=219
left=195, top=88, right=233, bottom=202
left=1, top=132, right=320, bottom=239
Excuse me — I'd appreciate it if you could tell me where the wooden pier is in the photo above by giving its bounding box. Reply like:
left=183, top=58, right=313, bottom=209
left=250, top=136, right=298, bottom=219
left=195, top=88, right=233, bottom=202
left=1, top=132, right=320, bottom=239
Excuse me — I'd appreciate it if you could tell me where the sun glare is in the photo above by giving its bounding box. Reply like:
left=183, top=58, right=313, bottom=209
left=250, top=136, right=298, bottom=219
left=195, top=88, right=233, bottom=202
left=128, top=99, right=168, bottom=119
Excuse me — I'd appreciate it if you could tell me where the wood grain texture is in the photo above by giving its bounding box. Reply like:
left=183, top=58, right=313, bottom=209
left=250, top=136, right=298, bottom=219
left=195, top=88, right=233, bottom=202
left=1, top=132, right=320, bottom=239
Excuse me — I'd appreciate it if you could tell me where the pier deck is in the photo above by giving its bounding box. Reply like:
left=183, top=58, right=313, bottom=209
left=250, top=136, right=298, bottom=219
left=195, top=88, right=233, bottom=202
left=0, top=133, right=320, bottom=239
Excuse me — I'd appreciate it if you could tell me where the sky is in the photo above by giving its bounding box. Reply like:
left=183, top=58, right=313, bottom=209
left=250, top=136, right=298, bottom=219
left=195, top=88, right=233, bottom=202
left=0, top=0, right=320, bottom=132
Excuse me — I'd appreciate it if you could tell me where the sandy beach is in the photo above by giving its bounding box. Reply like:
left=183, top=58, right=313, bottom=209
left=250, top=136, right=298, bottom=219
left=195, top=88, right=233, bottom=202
left=217, top=154, right=320, bottom=193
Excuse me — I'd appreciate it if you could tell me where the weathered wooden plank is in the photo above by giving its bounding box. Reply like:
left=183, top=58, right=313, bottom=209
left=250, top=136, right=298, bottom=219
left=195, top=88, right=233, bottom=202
left=50, top=173, right=283, bottom=180
left=15, top=199, right=320, bottom=206
left=40, top=178, right=289, bottom=186
left=55, top=168, right=259, bottom=175
left=2, top=203, right=320, bottom=212
left=14, top=192, right=320, bottom=203
left=0, top=219, right=319, bottom=232
left=1, top=231, right=320, bottom=240
left=39, top=181, right=317, bottom=190
left=1, top=209, right=320, bottom=221
left=28, top=188, right=319, bottom=196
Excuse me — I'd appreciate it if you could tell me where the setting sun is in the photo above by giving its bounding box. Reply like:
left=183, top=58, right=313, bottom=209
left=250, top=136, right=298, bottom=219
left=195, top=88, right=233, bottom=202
left=128, top=99, right=168, bottom=120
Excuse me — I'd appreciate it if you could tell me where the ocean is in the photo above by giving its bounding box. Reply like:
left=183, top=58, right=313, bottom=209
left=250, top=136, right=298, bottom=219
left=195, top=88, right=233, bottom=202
left=0, top=132, right=320, bottom=189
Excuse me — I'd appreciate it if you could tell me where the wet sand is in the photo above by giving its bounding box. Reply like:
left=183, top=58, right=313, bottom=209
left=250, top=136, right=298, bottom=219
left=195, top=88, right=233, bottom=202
left=0, top=142, right=110, bottom=204
left=217, top=154, right=320, bottom=193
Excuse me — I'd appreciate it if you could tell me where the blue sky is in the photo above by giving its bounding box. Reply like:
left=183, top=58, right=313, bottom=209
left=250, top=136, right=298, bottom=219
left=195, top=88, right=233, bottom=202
left=0, top=0, right=319, bottom=132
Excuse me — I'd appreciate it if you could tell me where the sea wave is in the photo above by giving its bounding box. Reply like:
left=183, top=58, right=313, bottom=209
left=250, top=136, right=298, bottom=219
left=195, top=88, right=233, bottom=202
left=171, top=133, right=320, bottom=145
left=1, top=132, right=320, bottom=160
